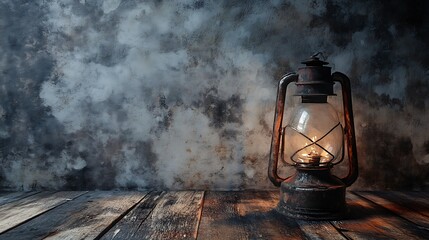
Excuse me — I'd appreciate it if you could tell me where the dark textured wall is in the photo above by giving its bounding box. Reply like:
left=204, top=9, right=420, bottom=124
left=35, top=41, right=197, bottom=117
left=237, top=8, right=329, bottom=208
left=0, top=0, right=428, bottom=190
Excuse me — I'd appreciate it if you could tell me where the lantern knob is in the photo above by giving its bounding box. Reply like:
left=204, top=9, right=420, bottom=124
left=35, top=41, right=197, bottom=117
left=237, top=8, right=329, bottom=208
left=301, top=52, right=329, bottom=66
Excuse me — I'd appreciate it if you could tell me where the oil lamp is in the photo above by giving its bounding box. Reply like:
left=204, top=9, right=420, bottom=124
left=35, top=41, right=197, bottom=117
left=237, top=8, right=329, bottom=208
left=268, top=53, right=358, bottom=220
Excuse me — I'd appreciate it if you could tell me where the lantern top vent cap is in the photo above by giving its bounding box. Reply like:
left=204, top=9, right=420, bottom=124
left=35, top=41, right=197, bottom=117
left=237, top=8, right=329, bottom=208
left=301, top=52, right=329, bottom=66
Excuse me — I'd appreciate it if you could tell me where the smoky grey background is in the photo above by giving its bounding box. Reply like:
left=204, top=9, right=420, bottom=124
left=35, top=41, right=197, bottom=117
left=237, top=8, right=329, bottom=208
left=0, top=0, right=428, bottom=190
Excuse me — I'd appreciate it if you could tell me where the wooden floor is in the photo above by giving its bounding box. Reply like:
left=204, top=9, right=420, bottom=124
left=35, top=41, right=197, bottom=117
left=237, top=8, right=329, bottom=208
left=0, top=191, right=427, bottom=239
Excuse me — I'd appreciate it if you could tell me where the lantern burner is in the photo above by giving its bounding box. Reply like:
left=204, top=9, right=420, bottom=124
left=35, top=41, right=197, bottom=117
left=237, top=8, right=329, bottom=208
left=280, top=122, right=345, bottom=168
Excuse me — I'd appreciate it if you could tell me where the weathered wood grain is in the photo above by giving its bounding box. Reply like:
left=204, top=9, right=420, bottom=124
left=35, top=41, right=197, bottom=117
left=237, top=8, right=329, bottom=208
left=243, top=191, right=346, bottom=240
left=0, top=191, right=40, bottom=206
left=355, top=191, right=429, bottom=229
left=296, top=220, right=346, bottom=240
left=128, top=191, right=204, bottom=240
left=0, top=191, right=147, bottom=240
left=0, top=190, right=426, bottom=239
left=46, top=191, right=145, bottom=240
left=331, top=192, right=429, bottom=239
left=0, top=191, right=86, bottom=234
left=384, top=191, right=429, bottom=217
left=100, top=191, right=165, bottom=239
left=197, top=191, right=307, bottom=240
left=102, top=191, right=205, bottom=240
left=235, top=191, right=306, bottom=240
left=197, top=191, right=246, bottom=240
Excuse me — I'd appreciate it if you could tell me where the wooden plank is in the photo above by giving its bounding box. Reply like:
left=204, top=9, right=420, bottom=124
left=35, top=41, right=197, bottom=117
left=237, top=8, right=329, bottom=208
left=331, top=192, right=429, bottom=239
left=0, top=191, right=40, bottom=206
left=355, top=191, right=429, bottom=229
left=239, top=191, right=345, bottom=240
left=102, top=191, right=204, bottom=240
left=414, top=191, right=429, bottom=198
left=0, top=191, right=146, bottom=240
left=105, top=191, right=203, bottom=240
left=235, top=191, right=307, bottom=240
left=248, top=192, right=346, bottom=240
left=0, top=191, right=86, bottom=234
left=197, top=191, right=307, bottom=240
left=41, top=191, right=145, bottom=240
left=197, top=191, right=246, bottom=240
left=387, top=191, right=429, bottom=217
left=100, top=191, right=165, bottom=239
left=296, top=220, right=346, bottom=240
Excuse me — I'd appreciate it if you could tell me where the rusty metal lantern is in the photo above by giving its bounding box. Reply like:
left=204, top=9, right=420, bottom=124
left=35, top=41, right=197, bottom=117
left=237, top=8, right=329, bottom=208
left=268, top=53, right=358, bottom=220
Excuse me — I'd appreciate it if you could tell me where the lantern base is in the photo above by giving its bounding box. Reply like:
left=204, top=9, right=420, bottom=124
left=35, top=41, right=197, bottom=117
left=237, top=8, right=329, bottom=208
left=277, top=167, right=347, bottom=220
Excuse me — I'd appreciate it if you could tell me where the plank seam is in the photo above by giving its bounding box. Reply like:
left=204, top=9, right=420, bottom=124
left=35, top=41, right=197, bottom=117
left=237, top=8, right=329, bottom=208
left=134, top=191, right=165, bottom=233
left=328, top=221, right=352, bottom=240
left=0, top=191, right=42, bottom=206
left=94, top=191, right=151, bottom=240
left=0, top=191, right=88, bottom=235
left=194, top=190, right=205, bottom=240
left=382, top=192, right=429, bottom=218
left=352, top=191, right=429, bottom=231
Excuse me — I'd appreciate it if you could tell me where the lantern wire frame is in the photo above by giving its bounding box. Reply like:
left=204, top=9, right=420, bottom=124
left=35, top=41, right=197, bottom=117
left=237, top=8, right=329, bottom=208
left=280, top=122, right=345, bottom=167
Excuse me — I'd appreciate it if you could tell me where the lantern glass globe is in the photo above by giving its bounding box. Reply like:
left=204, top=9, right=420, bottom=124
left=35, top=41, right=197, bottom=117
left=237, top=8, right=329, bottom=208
left=283, top=102, right=343, bottom=165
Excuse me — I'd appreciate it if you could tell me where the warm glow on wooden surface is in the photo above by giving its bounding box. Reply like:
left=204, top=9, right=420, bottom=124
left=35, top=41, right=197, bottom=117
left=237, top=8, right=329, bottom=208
left=0, top=190, right=427, bottom=239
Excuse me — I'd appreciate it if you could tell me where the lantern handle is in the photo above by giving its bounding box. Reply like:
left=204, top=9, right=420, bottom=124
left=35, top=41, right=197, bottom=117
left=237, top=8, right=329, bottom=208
left=332, top=72, right=359, bottom=187
left=269, top=73, right=298, bottom=187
